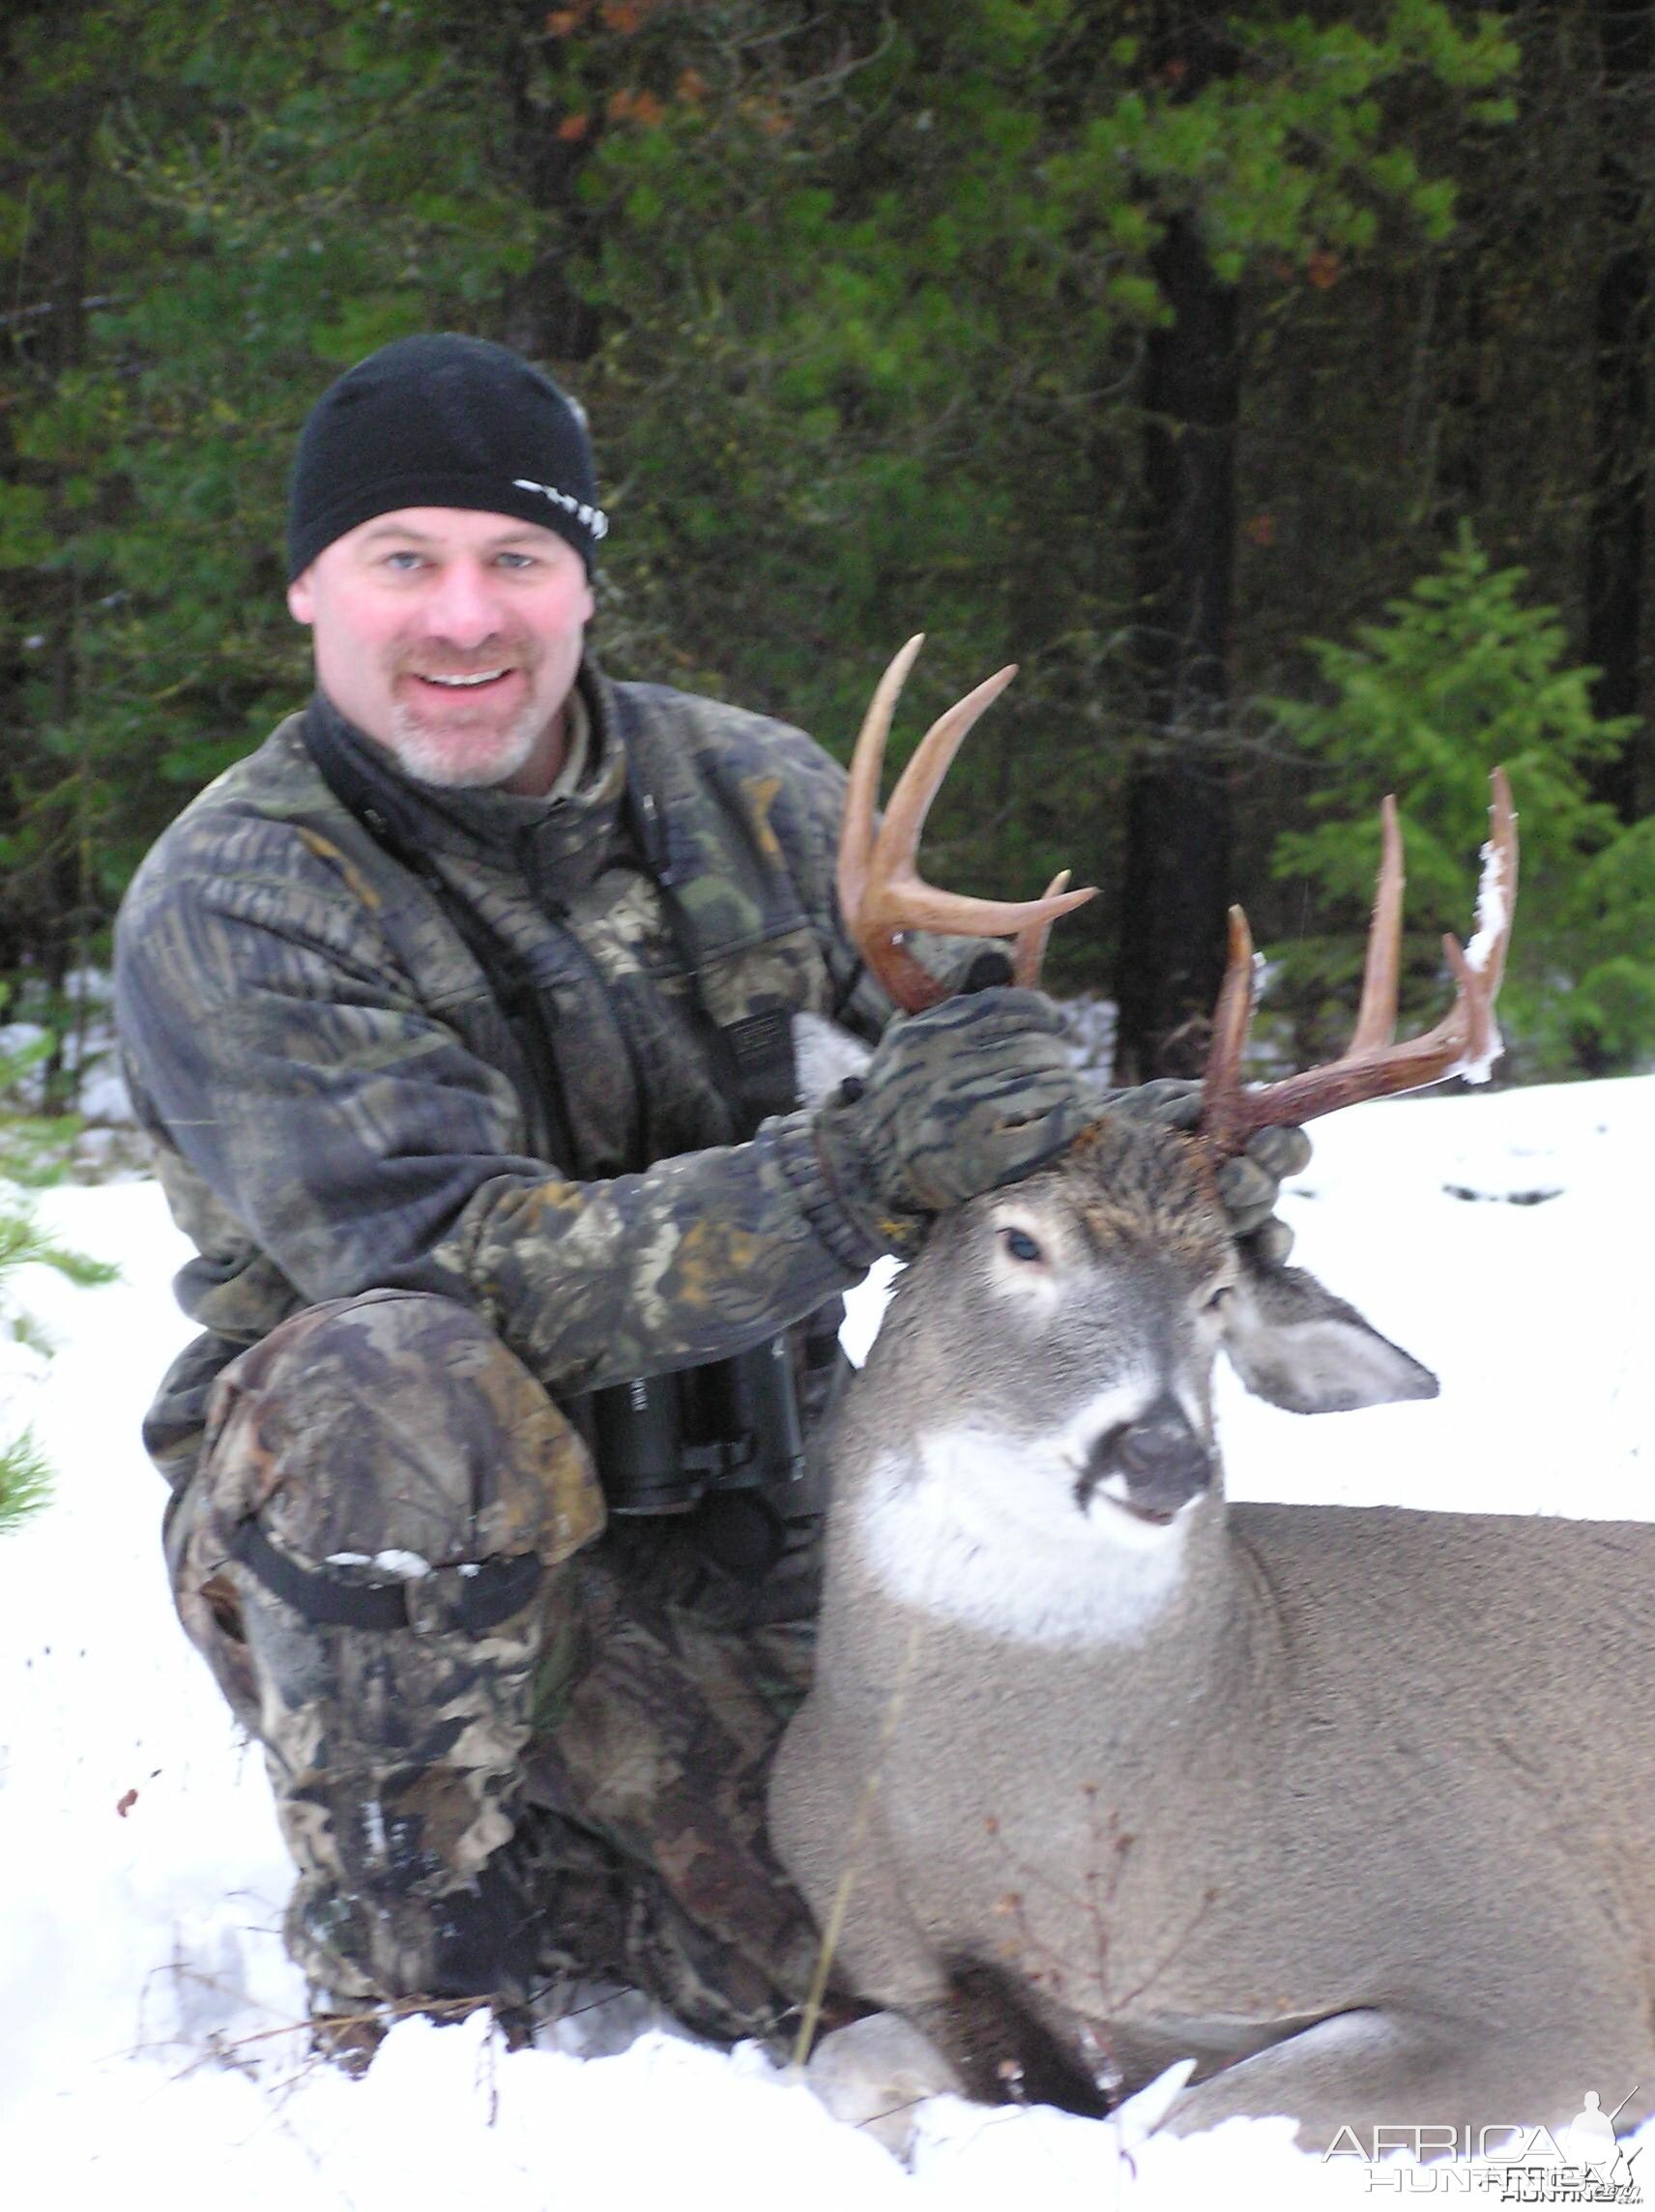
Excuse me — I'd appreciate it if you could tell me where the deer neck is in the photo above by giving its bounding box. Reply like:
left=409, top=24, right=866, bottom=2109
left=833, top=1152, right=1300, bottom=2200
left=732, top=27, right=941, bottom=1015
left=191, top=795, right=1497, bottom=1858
left=836, top=1401, right=1251, bottom=1683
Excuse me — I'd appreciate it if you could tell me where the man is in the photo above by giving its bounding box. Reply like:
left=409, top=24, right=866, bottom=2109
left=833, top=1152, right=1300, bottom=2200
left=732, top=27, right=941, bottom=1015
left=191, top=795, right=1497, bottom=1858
left=115, top=334, right=1296, bottom=2052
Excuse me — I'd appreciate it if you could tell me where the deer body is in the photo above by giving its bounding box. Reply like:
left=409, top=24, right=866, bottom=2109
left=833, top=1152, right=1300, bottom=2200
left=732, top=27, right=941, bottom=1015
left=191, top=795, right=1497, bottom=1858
left=769, top=1119, right=1655, bottom=2143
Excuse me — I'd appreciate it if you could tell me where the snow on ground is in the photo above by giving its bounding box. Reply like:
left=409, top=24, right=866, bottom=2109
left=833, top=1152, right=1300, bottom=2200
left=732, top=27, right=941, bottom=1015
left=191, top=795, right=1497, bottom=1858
left=2, top=1077, right=1652, bottom=2209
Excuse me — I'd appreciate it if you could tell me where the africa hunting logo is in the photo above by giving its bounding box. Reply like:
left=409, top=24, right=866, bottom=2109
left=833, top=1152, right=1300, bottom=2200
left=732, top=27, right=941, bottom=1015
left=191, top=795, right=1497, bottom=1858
left=1323, top=2086, right=1642, bottom=2200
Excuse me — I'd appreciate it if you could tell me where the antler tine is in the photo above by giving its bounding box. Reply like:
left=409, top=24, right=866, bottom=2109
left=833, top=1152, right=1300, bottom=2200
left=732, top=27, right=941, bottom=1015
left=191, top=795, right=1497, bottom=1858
left=1348, top=796, right=1405, bottom=1053
left=842, top=637, right=1097, bottom=1011
left=865, top=664, right=1096, bottom=937
left=1013, top=871, right=1073, bottom=989
left=1466, top=766, right=1519, bottom=1001
left=869, top=659, right=1018, bottom=891
left=1200, top=906, right=1262, bottom=1159
left=838, top=631, right=925, bottom=936
left=1198, top=771, right=1519, bottom=1155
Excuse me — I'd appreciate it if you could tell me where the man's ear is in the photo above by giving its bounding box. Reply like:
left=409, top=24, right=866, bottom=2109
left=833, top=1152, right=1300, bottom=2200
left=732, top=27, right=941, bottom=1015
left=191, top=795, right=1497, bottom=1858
left=287, top=569, right=316, bottom=625
left=1221, top=1250, right=1439, bottom=1414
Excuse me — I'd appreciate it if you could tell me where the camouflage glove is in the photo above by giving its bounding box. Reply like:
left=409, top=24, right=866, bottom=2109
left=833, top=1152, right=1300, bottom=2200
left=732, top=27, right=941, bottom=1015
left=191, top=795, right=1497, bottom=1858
left=1103, top=1077, right=1312, bottom=1263
left=813, top=987, right=1092, bottom=1254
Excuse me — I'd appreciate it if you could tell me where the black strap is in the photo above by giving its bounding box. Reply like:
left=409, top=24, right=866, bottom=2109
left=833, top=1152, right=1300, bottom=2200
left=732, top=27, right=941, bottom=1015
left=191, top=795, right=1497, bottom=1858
left=229, top=1518, right=542, bottom=1635
left=622, top=761, right=799, bottom=1136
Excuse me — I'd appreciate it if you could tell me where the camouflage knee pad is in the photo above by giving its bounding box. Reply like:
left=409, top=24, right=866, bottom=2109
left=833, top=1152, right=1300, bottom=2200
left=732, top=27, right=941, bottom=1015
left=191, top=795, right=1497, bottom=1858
left=169, top=1289, right=604, bottom=2003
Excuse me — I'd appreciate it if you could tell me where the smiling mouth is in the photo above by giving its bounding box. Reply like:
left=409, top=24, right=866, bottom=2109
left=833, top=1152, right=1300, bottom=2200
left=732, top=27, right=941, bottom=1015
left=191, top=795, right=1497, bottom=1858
left=412, top=668, right=513, bottom=690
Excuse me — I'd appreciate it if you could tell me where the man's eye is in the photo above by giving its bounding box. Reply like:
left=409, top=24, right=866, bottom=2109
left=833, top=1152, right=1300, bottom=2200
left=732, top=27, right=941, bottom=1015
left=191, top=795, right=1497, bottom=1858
left=1002, top=1227, right=1043, bottom=1265
left=383, top=551, right=423, bottom=572
left=495, top=551, right=536, bottom=570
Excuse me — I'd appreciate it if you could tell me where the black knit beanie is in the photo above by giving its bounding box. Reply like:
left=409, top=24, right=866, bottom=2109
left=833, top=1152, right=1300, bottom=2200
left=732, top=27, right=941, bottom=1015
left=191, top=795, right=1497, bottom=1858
left=286, top=334, right=607, bottom=581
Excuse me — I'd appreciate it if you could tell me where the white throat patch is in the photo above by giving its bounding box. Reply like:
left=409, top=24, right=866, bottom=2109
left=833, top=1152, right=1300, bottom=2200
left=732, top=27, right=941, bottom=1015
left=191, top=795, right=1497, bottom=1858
left=851, top=1424, right=1192, bottom=1648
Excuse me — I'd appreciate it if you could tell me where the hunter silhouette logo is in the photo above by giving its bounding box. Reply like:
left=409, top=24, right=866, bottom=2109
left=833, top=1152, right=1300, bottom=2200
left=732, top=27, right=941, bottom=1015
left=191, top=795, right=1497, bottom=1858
left=1560, top=2088, right=1640, bottom=2191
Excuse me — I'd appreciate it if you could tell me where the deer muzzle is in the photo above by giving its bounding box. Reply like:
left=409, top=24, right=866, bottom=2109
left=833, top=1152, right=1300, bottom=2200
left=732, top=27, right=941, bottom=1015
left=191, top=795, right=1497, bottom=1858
left=1078, top=1393, right=1215, bottom=1527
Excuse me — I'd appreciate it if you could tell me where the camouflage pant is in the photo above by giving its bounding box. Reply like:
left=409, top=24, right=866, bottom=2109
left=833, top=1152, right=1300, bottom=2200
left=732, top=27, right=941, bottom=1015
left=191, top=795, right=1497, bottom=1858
left=165, top=1289, right=829, bottom=2039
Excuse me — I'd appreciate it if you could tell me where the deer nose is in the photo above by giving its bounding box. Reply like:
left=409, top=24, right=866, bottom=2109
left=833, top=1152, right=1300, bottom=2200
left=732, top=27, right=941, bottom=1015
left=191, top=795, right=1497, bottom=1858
left=1098, top=1395, right=1214, bottom=1523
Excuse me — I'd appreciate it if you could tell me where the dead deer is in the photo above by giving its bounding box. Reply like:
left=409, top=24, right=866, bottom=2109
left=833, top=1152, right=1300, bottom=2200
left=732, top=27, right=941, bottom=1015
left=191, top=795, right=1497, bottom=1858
left=771, top=640, right=1655, bottom=2151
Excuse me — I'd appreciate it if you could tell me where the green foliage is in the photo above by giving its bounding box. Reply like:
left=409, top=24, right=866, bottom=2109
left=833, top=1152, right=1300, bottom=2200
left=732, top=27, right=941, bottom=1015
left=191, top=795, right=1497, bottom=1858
left=1268, top=532, right=1655, bottom=1077
left=0, top=0, right=1573, bottom=1029
left=0, top=1208, right=119, bottom=1294
left=536, top=0, right=1519, bottom=975
left=0, top=0, right=552, bottom=998
left=0, top=1031, right=88, bottom=1183
left=0, top=1428, right=53, bottom=1537
left=0, top=1165, right=116, bottom=1536
left=1046, top=5, right=1516, bottom=280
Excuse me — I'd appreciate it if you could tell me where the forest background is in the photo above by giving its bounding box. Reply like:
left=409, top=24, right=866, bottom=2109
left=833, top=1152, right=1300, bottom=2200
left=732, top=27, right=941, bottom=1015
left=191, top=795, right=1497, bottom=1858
left=4, top=0, right=1655, bottom=1092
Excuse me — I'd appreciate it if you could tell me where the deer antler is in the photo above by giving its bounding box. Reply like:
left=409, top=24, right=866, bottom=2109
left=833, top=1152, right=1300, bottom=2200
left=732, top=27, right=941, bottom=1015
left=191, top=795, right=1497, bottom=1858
left=839, top=635, right=1097, bottom=1012
left=1199, top=769, right=1519, bottom=1157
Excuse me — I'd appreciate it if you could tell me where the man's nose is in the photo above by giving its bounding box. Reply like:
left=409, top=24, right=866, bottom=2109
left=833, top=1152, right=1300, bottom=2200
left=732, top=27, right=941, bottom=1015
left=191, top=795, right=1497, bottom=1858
left=420, top=560, right=504, bottom=649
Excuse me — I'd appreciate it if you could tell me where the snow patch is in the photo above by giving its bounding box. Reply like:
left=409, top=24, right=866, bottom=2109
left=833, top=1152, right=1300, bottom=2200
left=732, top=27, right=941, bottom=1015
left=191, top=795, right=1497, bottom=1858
left=4, top=1082, right=1655, bottom=2204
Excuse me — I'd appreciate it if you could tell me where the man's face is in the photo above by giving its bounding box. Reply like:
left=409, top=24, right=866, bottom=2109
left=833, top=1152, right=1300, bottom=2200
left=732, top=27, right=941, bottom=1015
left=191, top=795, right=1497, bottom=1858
left=286, top=508, right=595, bottom=796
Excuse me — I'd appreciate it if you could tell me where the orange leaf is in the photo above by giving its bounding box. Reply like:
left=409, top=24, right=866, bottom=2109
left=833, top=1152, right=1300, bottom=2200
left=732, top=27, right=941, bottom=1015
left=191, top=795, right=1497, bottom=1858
left=558, top=111, right=591, bottom=140
left=1243, top=511, right=1276, bottom=547
left=609, top=85, right=664, bottom=126
left=1307, top=248, right=1341, bottom=290
left=545, top=7, right=584, bottom=32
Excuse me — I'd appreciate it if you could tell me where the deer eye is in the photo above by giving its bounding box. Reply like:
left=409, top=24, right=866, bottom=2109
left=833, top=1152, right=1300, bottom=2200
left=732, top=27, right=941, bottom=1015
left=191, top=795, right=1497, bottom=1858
left=1204, top=1284, right=1234, bottom=1315
left=1002, top=1227, right=1044, bottom=1265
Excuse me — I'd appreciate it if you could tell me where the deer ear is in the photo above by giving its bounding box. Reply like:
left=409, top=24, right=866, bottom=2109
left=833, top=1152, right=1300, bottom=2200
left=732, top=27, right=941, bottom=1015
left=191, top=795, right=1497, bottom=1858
left=1221, top=1254, right=1439, bottom=1415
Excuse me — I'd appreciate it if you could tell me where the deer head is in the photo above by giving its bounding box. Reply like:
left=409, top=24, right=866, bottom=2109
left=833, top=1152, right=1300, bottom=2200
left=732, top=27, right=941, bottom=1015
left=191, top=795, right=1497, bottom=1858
left=831, top=638, right=1517, bottom=1548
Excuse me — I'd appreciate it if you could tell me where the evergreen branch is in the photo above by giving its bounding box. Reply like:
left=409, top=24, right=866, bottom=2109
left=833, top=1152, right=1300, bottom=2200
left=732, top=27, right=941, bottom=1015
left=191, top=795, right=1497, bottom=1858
left=0, top=1429, right=52, bottom=1533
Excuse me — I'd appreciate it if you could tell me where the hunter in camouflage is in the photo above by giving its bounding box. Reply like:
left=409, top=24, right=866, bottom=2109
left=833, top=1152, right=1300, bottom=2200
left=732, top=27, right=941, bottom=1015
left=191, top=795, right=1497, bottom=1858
left=113, top=334, right=1102, bottom=2046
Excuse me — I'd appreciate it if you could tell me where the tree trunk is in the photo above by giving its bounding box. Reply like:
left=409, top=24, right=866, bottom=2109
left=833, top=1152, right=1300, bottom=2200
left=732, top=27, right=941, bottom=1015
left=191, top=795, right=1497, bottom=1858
left=1112, top=207, right=1238, bottom=1081
left=41, top=100, right=95, bottom=1103
left=1585, top=0, right=1654, bottom=822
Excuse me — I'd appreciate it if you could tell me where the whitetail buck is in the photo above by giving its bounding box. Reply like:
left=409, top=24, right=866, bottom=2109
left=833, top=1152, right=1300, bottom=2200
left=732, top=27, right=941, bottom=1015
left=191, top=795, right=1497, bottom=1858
left=770, top=639, right=1655, bottom=2149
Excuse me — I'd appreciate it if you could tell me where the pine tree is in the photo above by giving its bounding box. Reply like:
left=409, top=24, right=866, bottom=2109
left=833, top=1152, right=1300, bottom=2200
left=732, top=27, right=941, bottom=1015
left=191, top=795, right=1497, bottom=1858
left=1267, top=530, right=1655, bottom=1077
left=0, top=1029, right=119, bottom=1531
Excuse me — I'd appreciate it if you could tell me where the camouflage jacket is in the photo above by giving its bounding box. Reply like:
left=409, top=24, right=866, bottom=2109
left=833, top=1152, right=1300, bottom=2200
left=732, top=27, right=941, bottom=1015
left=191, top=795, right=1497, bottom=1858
left=115, top=665, right=893, bottom=1488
